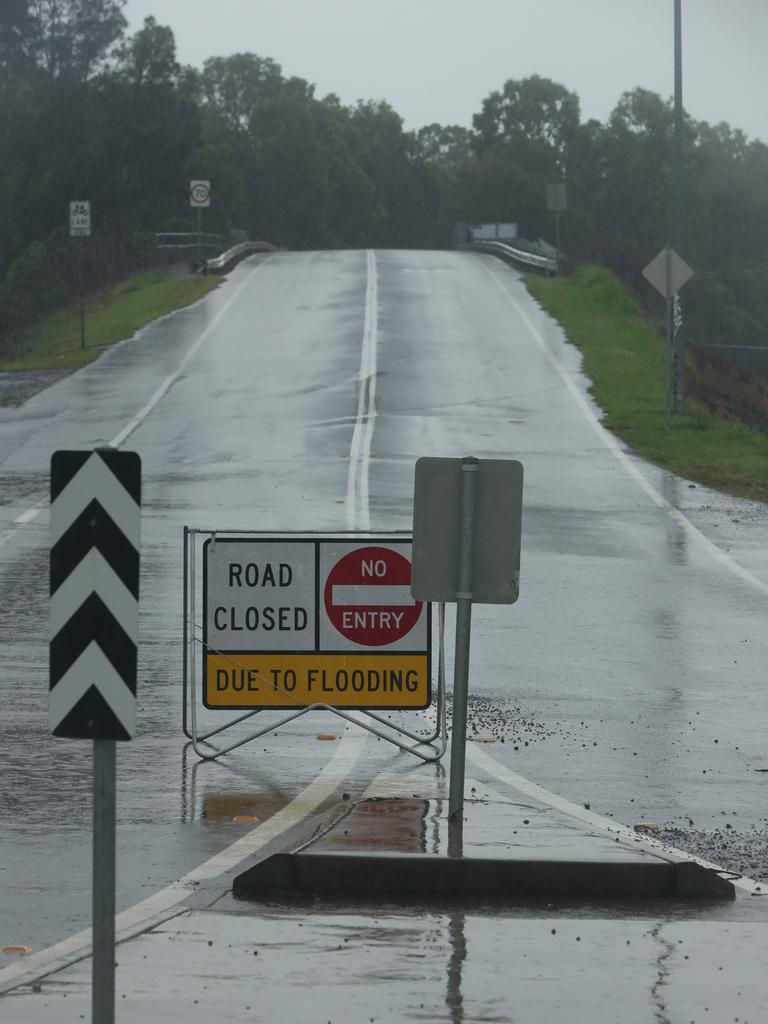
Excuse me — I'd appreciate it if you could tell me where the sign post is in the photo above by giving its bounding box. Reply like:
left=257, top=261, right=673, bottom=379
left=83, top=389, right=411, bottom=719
left=642, top=246, right=693, bottom=421
left=412, top=457, right=523, bottom=818
left=190, top=180, right=211, bottom=266
left=50, top=449, right=141, bottom=1024
left=69, top=202, right=91, bottom=349
left=449, top=458, right=478, bottom=818
left=546, top=183, right=567, bottom=255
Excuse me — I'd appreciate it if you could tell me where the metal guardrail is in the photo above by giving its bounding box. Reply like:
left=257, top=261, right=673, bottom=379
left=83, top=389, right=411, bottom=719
left=471, top=240, right=559, bottom=275
left=204, top=240, right=275, bottom=272
left=155, top=232, right=224, bottom=251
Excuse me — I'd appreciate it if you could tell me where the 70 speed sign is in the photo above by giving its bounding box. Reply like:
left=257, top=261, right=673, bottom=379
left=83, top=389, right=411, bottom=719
left=189, top=180, right=211, bottom=208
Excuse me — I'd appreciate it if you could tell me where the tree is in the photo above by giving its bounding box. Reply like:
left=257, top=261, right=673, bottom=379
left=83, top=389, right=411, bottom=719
left=414, top=123, right=473, bottom=164
left=117, top=15, right=179, bottom=87
left=473, top=75, right=580, bottom=172
left=200, top=53, right=287, bottom=134
left=26, top=0, right=127, bottom=80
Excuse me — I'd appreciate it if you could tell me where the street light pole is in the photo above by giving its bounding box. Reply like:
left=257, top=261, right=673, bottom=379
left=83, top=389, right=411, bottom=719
left=672, top=0, right=686, bottom=414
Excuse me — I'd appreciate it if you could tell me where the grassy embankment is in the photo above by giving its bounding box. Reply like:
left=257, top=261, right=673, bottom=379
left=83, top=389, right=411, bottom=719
left=0, top=270, right=222, bottom=373
left=525, top=263, right=768, bottom=505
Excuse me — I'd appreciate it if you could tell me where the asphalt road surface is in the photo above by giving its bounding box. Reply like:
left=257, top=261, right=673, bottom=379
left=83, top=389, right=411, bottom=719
left=1, top=249, right=767, bottom=957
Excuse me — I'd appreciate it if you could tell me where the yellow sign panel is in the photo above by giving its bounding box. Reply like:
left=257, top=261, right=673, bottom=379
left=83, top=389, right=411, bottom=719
left=204, top=653, right=430, bottom=710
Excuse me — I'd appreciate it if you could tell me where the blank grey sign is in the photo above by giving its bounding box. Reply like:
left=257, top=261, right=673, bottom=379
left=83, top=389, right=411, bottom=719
left=411, top=457, right=523, bottom=604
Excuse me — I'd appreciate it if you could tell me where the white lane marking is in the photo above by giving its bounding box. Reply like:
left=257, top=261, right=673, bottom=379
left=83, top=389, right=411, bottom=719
left=0, top=723, right=367, bottom=993
left=480, top=259, right=768, bottom=598
left=109, top=258, right=272, bottom=448
left=467, top=742, right=764, bottom=895
left=0, top=501, right=46, bottom=548
left=332, top=585, right=414, bottom=606
left=345, top=249, right=378, bottom=531
left=0, top=257, right=272, bottom=551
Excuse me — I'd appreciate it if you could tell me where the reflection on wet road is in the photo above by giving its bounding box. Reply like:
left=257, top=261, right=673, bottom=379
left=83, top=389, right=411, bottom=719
left=1, top=249, right=767, bottom=956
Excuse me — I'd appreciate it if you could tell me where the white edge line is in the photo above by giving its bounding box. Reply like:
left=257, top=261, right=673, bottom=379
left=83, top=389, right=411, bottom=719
left=109, top=257, right=273, bottom=449
left=0, top=256, right=273, bottom=551
left=479, top=257, right=768, bottom=598
left=467, top=742, right=764, bottom=896
left=0, top=722, right=367, bottom=993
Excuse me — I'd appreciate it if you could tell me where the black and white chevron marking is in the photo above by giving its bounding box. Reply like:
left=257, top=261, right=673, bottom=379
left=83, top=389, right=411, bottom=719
left=49, top=450, right=141, bottom=740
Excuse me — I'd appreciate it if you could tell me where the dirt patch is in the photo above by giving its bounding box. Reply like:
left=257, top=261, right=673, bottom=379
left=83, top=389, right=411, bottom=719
left=0, top=368, right=76, bottom=407
left=689, top=352, right=768, bottom=434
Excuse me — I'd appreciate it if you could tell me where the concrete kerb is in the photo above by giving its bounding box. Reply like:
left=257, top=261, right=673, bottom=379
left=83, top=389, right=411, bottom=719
left=233, top=797, right=736, bottom=904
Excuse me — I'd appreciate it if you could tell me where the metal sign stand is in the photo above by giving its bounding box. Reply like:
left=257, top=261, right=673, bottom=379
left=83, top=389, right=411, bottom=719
left=50, top=448, right=141, bottom=1024
left=182, top=528, right=447, bottom=764
left=448, top=458, right=478, bottom=818
left=411, top=456, right=524, bottom=819
left=93, top=740, right=116, bottom=1023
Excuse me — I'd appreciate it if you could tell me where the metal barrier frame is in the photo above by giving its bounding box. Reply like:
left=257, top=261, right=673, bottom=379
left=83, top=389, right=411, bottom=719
left=182, top=528, right=448, bottom=763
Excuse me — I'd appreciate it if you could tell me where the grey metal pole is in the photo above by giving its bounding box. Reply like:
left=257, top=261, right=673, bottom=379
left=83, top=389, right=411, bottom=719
left=448, top=457, right=478, bottom=819
left=673, top=0, right=686, bottom=414
left=665, top=246, right=673, bottom=429
left=80, top=239, right=86, bottom=350
left=93, top=739, right=116, bottom=1024
left=197, top=207, right=202, bottom=267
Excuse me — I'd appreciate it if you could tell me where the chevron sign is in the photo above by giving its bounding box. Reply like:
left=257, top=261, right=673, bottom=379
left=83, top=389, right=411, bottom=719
left=49, top=450, right=141, bottom=740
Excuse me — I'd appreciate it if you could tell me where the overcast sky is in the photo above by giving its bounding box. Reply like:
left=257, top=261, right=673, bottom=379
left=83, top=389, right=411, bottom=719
left=122, top=0, right=766, bottom=143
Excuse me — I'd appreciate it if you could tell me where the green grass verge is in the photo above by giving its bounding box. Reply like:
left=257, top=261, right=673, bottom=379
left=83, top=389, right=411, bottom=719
left=0, top=270, right=222, bottom=372
left=525, top=263, right=768, bottom=505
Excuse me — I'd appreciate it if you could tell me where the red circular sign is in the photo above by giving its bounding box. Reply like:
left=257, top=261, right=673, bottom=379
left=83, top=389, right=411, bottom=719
left=324, top=546, right=422, bottom=647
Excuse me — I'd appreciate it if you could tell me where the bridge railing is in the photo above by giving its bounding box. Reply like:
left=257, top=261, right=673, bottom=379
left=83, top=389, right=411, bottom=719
left=470, top=240, right=560, bottom=275
left=204, top=240, right=275, bottom=272
left=155, top=232, right=224, bottom=252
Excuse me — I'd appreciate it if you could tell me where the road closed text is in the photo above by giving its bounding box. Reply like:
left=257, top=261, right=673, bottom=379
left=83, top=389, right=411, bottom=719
left=204, top=654, right=430, bottom=709
left=206, top=556, right=314, bottom=645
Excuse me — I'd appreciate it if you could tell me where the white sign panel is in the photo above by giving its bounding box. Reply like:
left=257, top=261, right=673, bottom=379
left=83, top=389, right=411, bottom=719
left=69, top=201, right=91, bottom=237
left=472, top=223, right=518, bottom=241
left=190, top=180, right=211, bottom=208
left=205, top=539, right=316, bottom=652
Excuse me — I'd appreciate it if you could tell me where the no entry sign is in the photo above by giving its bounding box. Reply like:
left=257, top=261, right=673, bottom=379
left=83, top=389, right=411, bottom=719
left=324, top=546, right=422, bottom=647
left=203, top=537, right=430, bottom=710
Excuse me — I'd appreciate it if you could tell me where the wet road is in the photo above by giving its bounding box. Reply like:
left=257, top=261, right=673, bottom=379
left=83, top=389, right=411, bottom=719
left=1, top=249, right=767, bottom=955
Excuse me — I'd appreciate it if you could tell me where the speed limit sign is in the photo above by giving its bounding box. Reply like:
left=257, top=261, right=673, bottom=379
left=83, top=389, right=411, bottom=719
left=189, top=180, right=211, bottom=208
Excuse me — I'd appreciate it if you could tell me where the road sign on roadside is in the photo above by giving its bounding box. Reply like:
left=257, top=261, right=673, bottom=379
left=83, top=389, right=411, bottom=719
left=69, top=200, right=91, bottom=236
left=189, top=180, right=211, bottom=208
left=642, top=246, right=694, bottom=420
left=49, top=449, right=141, bottom=739
left=203, top=537, right=430, bottom=709
left=411, top=457, right=523, bottom=604
left=642, top=246, right=693, bottom=297
left=546, top=183, right=567, bottom=211
left=412, top=456, right=524, bottom=820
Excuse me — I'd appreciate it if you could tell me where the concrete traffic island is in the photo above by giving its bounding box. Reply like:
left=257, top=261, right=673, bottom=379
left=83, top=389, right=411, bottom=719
left=233, top=797, right=735, bottom=903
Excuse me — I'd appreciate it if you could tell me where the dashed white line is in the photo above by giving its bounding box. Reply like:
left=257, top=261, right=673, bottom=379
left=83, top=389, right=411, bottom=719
left=345, top=249, right=378, bottom=531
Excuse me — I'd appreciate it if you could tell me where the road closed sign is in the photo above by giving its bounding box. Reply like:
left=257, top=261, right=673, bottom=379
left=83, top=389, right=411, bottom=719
left=203, top=537, right=430, bottom=709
